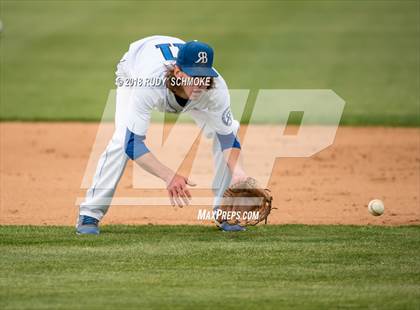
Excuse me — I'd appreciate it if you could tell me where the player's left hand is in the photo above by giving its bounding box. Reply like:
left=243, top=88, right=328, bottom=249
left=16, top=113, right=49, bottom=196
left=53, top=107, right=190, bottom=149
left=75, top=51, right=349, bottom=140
left=230, top=170, right=248, bottom=186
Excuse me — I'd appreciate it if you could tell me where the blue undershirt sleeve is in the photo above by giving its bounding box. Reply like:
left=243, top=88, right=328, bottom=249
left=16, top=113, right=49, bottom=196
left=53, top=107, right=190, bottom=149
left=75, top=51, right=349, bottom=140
left=216, top=132, right=241, bottom=151
left=124, top=128, right=150, bottom=160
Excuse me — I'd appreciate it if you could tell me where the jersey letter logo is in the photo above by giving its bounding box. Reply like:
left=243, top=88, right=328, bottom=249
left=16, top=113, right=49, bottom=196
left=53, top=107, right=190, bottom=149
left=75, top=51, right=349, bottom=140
left=195, top=52, right=208, bottom=64
left=222, top=108, right=232, bottom=126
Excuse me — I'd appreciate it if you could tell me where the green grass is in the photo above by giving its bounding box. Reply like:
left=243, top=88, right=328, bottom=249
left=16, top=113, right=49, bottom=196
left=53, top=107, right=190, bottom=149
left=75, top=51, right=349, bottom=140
left=0, top=225, right=419, bottom=309
left=0, top=1, right=419, bottom=125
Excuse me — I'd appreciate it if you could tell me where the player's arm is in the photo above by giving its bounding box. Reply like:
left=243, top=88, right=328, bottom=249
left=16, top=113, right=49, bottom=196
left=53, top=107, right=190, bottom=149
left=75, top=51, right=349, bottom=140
left=225, top=146, right=247, bottom=183
left=125, top=129, right=194, bottom=207
left=216, top=132, right=248, bottom=184
left=125, top=89, right=193, bottom=207
left=208, top=85, right=248, bottom=184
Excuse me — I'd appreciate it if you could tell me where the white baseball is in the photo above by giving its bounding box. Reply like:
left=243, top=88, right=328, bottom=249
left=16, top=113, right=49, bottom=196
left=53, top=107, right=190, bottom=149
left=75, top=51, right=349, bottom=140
left=368, top=199, right=384, bottom=216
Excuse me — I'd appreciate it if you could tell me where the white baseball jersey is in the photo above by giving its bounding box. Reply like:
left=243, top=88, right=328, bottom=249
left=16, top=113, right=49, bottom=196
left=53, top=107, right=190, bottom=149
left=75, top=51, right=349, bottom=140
left=79, top=36, right=239, bottom=221
left=116, top=35, right=238, bottom=138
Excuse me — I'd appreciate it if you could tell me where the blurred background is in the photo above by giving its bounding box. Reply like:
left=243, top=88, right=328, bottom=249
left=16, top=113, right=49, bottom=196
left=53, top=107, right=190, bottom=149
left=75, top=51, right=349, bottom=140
left=0, top=0, right=419, bottom=125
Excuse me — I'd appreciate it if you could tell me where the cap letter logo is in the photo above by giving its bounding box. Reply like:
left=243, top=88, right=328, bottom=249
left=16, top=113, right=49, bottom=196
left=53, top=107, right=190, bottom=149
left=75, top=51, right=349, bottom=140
left=195, top=51, right=208, bottom=64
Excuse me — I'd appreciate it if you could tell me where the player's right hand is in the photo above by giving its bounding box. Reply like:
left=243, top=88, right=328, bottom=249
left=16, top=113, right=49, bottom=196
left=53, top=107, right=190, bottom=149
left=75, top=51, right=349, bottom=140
left=166, top=174, right=196, bottom=207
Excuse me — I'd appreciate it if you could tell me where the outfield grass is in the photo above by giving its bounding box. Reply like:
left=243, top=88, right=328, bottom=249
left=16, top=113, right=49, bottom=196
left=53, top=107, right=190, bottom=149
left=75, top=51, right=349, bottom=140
left=0, top=1, right=419, bottom=125
left=0, top=225, right=419, bottom=309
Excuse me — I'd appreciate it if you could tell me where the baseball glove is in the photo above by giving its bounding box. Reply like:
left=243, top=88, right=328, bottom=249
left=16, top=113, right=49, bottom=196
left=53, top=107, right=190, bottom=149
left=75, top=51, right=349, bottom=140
left=215, top=177, right=273, bottom=227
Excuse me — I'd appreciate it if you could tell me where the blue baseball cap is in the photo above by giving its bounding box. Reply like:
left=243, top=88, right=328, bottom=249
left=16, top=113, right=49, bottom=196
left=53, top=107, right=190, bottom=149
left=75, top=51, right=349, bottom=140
left=176, top=40, right=218, bottom=77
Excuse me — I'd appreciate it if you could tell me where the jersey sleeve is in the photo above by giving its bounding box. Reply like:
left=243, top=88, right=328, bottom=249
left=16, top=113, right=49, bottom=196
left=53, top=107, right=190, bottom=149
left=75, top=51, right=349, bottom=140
left=205, top=87, right=238, bottom=135
left=125, top=88, right=155, bottom=136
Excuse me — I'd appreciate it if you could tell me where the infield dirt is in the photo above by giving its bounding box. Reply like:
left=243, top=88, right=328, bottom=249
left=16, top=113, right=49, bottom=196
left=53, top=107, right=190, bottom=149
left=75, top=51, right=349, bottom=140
left=0, top=123, right=419, bottom=226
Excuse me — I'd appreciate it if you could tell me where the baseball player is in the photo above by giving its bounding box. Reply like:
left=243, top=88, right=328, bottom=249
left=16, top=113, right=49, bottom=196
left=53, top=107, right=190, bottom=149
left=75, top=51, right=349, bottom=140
left=77, top=35, right=248, bottom=234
